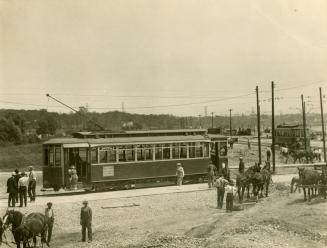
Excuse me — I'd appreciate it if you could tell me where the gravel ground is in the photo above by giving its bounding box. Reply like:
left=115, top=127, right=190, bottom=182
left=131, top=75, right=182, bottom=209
left=1, top=182, right=327, bottom=248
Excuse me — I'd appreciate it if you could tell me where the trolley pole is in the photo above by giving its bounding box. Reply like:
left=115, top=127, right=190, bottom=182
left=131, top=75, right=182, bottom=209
left=229, top=109, right=232, bottom=139
left=319, top=88, right=327, bottom=174
left=301, top=95, right=308, bottom=155
left=271, top=81, right=276, bottom=172
left=211, top=112, right=214, bottom=128
left=256, top=86, right=262, bottom=164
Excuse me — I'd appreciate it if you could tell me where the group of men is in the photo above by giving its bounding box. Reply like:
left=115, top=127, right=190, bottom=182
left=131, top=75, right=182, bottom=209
left=6, top=166, right=37, bottom=207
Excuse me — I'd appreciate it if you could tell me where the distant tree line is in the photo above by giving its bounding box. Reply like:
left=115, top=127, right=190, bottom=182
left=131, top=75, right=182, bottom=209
left=0, top=108, right=324, bottom=146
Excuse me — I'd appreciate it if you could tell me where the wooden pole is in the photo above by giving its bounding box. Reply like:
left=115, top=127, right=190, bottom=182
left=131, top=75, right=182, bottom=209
left=229, top=109, right=232, bottom=139
left=320, top=87, right=327, bottom=172
left=301, top=95, right=308, bottom=153
left=271, top=81, right=276, bottom=172
left=256, top=86, right=262, bottom=164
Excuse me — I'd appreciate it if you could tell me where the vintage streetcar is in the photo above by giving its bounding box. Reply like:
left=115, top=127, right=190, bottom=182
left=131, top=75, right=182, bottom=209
left=42, top=129, right=228, bottom=191
left=275, top=124, right=310, bottom=149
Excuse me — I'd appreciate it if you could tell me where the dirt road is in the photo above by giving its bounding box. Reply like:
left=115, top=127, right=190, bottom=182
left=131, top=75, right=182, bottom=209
left=1, top=179, right=327, bottom=248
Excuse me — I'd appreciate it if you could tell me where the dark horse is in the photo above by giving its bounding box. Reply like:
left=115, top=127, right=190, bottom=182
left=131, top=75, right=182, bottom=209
left=298, top=167, right=320, bottom=201
left=3, top=210, right=48, bottom=248
left=236, top=165, right=257, bottom=203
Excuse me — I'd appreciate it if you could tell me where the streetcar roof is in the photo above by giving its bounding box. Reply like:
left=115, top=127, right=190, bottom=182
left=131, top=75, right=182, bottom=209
left=43, top=135, right=210, bottom=146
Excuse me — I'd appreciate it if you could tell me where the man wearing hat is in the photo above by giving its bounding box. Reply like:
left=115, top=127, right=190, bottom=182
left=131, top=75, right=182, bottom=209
left=80, top=200, right=92, bottom=242
left=45, top=202, right=54, bottom=246
left=238, top=157, right=245, bottom=174
left=7, top=172, right=18, bottom=207
left=28, top=166, right=37, bottom=202
left=225, top=180, right=237, bottom=212
left=215, top=174, right=229, bottom=209
left=14, top=169, right=21, bottom=203
left=207, top=162, right=216, bottom=188
left=18, top=172, right=29, bottom=207
left=176, top=163, right=184, bottom=186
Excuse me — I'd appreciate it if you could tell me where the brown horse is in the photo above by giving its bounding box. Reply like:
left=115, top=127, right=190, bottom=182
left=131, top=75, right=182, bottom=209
left=290, top=176, right=301, bottom=193
left=298, top=168, right=320, bottom=201
left=3, top=210, right=48, bottom=248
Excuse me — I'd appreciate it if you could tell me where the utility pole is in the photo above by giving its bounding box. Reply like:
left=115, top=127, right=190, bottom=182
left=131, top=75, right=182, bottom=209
left=271, top=82, right=276, bottom=172
left=211, top=112, right=214, bottom=128
left=301, top=95, right=308, bottom=154
left=256, top=86, right=262, bottom=164
left=319, top=88, right=327, bottom=173
left=229, top=109, right=232, bottom=139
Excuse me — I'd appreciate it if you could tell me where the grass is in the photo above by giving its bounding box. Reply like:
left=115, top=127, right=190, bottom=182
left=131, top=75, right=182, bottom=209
left=0, top=143, right=43, bottom=172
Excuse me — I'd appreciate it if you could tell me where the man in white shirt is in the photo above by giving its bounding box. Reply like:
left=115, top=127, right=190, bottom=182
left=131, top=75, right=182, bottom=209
left=18, top=172, right=29, bottom=207
left=28, top=166, right=37, bottom=202
left=176, top=163, right=184, bottom=186
left=225, top=180, right=237, bottom=212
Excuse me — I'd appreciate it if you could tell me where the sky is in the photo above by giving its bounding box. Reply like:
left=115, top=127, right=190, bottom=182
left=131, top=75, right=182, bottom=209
left=0, top=0, right=327, bottom=116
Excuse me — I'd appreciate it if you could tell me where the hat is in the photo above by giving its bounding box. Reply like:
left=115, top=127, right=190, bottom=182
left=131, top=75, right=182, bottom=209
left=82, top=200, right=88, bottom=205
left=240, top=157, right=243, bottom=160
left=177, top=162, right=182, bottom=166
left=47, top=202, right=52, bottom=206
left=28, top=166, right=33, bottom=171
left=14, top=169, right=19, bottom=174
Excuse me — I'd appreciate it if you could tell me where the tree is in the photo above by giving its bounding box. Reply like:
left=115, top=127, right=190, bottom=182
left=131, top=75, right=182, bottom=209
left=36, top=116, right=58, bottom=135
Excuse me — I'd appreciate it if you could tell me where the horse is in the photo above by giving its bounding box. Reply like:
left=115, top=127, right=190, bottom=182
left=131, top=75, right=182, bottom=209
left=14, top=213, right=48, bottom=248
left=236, top=165, right=258, bottom=203
left=290, top=176, right=301, bottom=193
left=255, top=167, right=272, bottom=198
left=290, top=150, right=314, bottom=164
left=0, top=216, right=3, bottom=246
left=298, top=168, right=320, bottom=201
left=3, top=209, right=24, bottom=248
left=3, top=210, right=48, bottom=248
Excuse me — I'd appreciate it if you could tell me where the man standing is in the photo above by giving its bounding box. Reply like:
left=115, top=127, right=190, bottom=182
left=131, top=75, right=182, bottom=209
left=225, top=180, right=237, bottom=212
left=7, top=172, right=17, bottom=207
left=238, top=157, right=245, bottom=174
left=18, top=172, right=29, bottom=207
left=266, top=147, right=272, bottom=162
left=207, top=162, right=216, bottom=188
left=80, top=200, right=92, bottom=243
left=215, top=175, right=229, bottom=209
left=176, top=163, right=184, bottom=186
left=45, top=202, right=54, bottom=246
left=14, top=169, right=21, bottom=204
left=28, top=166, right=37, bottom=202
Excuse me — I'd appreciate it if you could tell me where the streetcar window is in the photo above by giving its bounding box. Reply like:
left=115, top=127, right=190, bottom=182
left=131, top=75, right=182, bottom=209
left=91, top=148, right=98, bottom=164
left=155, top=144, right=163, bottom=160
left=203, top=143, right=209, bottom=157
left=100, top=150, right=107, bottom=163
left=180, top=143, right=187, bottom=158
left=172, top=144, right=179, bottom=159
left=108, top=147, right=116, bottom=162
left=144, top=145, right=153, bottom=161
left=195, top=142, right=203, bottom=157
left=118, top=146, right=135, bottom=162
left=49, top=147, right=54, bottom=167
left=163, top=144, right=171, bottom=159
left=55, top=147, right=61, bottom=166
left=44, top=146, right=49, bottom=165
left=188, top=142, right=196, bottom=158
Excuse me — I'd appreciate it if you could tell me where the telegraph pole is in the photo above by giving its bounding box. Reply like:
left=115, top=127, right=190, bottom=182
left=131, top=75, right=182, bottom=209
left=301, top=95, right=308, bottom=154
left=319, top=88, right=327, bottom=171
left=271, top=81, right=276, bottom=172
left=229, top=109, right=232, bottom=139
left=256, top=86, right=262, bottom=164
left=211, top=112, right=214, bottom=128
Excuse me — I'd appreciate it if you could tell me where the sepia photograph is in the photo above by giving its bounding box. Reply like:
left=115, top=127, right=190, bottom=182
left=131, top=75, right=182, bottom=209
left=0, top=0, right=327, bottom=247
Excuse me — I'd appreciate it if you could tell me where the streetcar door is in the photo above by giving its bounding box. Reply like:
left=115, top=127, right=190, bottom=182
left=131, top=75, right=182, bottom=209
left=64, top=148, right=88, bottom=182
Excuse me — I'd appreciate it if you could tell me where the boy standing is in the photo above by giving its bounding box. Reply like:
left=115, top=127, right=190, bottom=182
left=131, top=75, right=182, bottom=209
left=225, top=180, right=237, bottom=212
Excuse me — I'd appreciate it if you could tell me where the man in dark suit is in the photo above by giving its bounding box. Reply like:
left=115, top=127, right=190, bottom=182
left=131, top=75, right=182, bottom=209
left=7, top=172, right=18, bottom=207
left=80, top=200, right=92, bottom=242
